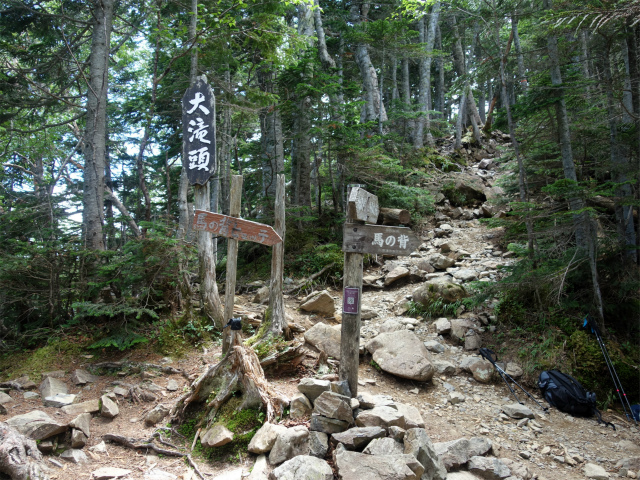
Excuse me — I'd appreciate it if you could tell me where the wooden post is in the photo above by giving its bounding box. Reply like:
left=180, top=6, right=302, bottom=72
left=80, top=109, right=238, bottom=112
left=268, top=174, right=287, bottom=336
left=340, top=185, right=366, bottom=397
left=223, top=175, right=243, bottom=353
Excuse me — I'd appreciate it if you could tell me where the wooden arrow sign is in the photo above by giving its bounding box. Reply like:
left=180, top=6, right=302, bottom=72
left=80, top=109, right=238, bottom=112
left=193, top=210, right=282, bottom=246
left=343, top=224, right=421, bottom=256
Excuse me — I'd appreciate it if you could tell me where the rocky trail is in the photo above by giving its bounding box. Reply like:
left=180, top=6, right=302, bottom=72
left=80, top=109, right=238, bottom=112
left=1, top=132, right=639, bottom=480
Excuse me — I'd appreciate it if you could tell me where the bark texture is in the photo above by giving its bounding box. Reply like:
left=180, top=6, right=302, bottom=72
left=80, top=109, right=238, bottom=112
left=0, top=422, right=50, bottom=480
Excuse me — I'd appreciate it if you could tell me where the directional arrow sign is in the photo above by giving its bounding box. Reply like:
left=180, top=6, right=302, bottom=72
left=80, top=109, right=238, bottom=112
left=343, top=224, right=421, bottom=256
left=193, top=210, right=282, bottom=246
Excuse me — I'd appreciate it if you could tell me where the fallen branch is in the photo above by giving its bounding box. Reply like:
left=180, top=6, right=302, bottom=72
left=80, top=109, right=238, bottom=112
left=284, top=262, right=336, bottom=294
left=187, top=454, right=207, bottom=480
left=102, top=434, right=185, bottom=457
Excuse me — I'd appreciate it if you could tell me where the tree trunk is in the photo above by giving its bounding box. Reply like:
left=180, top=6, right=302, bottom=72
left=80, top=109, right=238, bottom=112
left=512, top=12, right=527, bottom=93
left=545, top=0, right=586, bottom=248
left=604, top=39, right=637, bottom=261
left=258, top=66, right=284, bottom=203
left=435, top=23, right=445, bottom=119
left=267, top=174, right=287, bottom=337
left=414, top=3, right=440, bottom=148
left=82, top=0, right=114, bottom=251
left=0, top=422, right=50, bottom=480
left=350, top=3, right=387, bottom=125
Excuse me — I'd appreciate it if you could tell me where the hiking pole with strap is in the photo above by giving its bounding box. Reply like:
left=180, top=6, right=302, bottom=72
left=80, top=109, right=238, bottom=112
left=583, top=315, right=637, bottom=425
left=479, top=348, right=548, bottom=412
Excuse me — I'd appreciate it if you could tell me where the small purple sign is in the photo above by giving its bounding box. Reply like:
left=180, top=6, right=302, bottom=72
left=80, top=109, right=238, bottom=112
left=343, top=287, right=360, bottom=315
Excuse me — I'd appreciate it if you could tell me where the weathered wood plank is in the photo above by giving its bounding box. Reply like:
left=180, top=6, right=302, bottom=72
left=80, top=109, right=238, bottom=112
left=343, top=224, right=421, bottom=256
left=347, top=187, right=379, bottom=224
left=193, top=211, right=282, bottom=246
left=378, top=207, right=411, bottom=226
left=223, top=175, right=243, bottom=354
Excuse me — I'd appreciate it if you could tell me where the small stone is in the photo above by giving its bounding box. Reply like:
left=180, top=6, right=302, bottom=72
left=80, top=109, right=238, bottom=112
left=0, top=392, right=14, bottom=404
left=62, top=398, right=100, bottom=415
left=363, top=437, right=404, bottom=456
left=90, top=441, right=108, bottom=453
left=583, top=463, right=610, bottom=479
left=113, top=386, right=129, bottom=397
left=71, top=429, right=88, bottom=448
left=37, top=440, right=54, bottom=454
left=269, top=425, right=310, bottom=465
left=69, top=412, right=92, bottom=437
left=298, top=378, right=331, bottom=404
left=71, top=369, right=98, bottom=385
left=24, top=392, right=40, bottom=399
left=310, top=414, right=350, bottom=434
left=519, top=451, right=532, bottom=460
left=100, top=395, right=119, bottom=418
left=330, top=426, right=386, bottom=450
left=389, top=426, right=406, bottom=441
left=39, top=377, right=68, bottom=399
left=60, top=448, right=89, bottom=464
left=92, top=467, right=132, bottom=480
left=290, top=392, right=313, bottom=419
left=248, top=422, right=288, bottom=454
left=502, top=403, right=535, bottom=419
left=41, top=370, right=66, bottom=380
left=313, top=391, right=353, bottom=423
left=43, top=393, right=77, bottom=407
left=271, top=455, right=333, bottom=480
left=166, top=379, right=179, bottom=391
left=449, top=392, right=466, bottom=405
left=145, top=404, right=170, bottom=426
left=308, top=431, right=329, bottom=458
left=201, top=424, right=234, bottom=447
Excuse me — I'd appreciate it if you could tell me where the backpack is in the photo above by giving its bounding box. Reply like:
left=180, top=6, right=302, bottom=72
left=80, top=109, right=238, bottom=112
left=538, top=370, right=614, bottom=429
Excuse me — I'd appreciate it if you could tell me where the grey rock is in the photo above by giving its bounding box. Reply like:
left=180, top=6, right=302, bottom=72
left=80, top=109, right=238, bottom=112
left=71, top=428, right=88, bottom=448
left=300, top=290, right=335, bottom=316
left=304, top=323, right=341, bottom=359
left=468, top=437, right=493, bottom=457
left=290, top=392, right=313, bottom=419
left=248, top=455, right=269, bottom=480
left=413, top=282, right=467, bottom=307
left=144, top=469, right=177, bottom=480
left=38, top=440, right=54, bottom=453
left=166, top=379, right=180, bottom=391
left=268, top=425, right=309, bottom=465
left=24, top=392, right=40, bottom=400
left=308, top=431, right=329, bottom=458
left=424, top=340, right=445, bottom=353
left=459, top=356, right=482, bottom=372
left=453, top=269, right=478, bottom=282
left=434, top=318, right=451, bottom=335
left=71, top=369, right=98, bottom=385
left=404, top=428, right=447, bottom=480
left=366, top=330, right=434, bottom=382
left=363, top=437, right=404, bottom=455
left=41, top=370, right=66, bottom=380
left=467, top=456, right=511, bottom=480
left=385, top=266, right=410, bottom=286
left=583, top=463, right=610, bottom=479
left=389, top=426, right=406, bottom=441
left=62, top=398, right=100, bottom=415
left=248, top=422, right=289, bottom=454
left=355, top=406, right=405, bottom=431
left=335, top=450, right=423, bottom=480
left=449, top=392, right=466, bottom=405
left=505, top=363, right=523, bottom=379
left=310, top=414, right=350, bottom=434
left=464, top=331, right=482, bottom=350
left=144, top=403, right=170, bottom=426
left=201, top=424, right=234, bottom=447
left=313, top=391, right=353, bottom=423
left=43, top=393, right=77, bottom=407
left=253, top=286, right=270, bottom=305
left=430, top=253, right=456, bottom=270
left=330, top=426, right=386, bottom=450
left=330, top=380, right=351, bottom=398
left=0, top=392, right=14, bottom=404
left=39, top=377, right=67, bottom=399
left=270, top=455, right=333, bottom=480
left=69, top=412, right=91, bottom=437
left=450, top=319, right=474, bottom=339
left=434, top=438, right=472, bottom=470
left=89, top=441, right=108, bottom=453
left=100, top=395, right=119, bottom=419
left=446, top=474, right=484, bottom=480
left=501, top=404, right=534, bottom=419
left=113, top=386, right=129, bottom=397
left=297, top=378, right=331, bottom=404
left=469, top=360, right=494, bottom=383
left=356, top=392, right=394, bottom=409
left=60, top=448, right=89, bottom=464
left=92, top=467, right=132, bottom=480
left=6, top=410, right=68, bottom=440
left=433, top=359, right=456, bottom=375
left=378, top=319, right=404, bottom=333
left=395, top=403, right=425, bottom=429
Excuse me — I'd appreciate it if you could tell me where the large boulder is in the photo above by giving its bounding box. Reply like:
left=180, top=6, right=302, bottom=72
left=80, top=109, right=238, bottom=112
left=330, top=426, right=386, bottom=450
left=335, top=449, right=424, bottom=480
left=304, top=323, right=341, bottom=360
left=300, top=290, right=335, bottom=316
left=366, top=331, right=434, bottom=382
left=268, top=425, right=309, bottom=465
left=248, top=422, right=288, bottom=454
left=413, top=282, right=467, bottom=307
left=271, top=455, right=333, bottom=480
left=6, top=410, right=67, bottom=440
left=404, top=428, right=447, bottom=480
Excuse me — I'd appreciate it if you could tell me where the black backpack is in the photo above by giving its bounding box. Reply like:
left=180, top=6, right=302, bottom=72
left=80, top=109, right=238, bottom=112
left=538, top=370, right=614, bottom=429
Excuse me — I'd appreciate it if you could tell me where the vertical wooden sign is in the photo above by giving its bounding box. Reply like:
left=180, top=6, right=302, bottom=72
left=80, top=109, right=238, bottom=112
left=182, top=76, right=216, bottom=185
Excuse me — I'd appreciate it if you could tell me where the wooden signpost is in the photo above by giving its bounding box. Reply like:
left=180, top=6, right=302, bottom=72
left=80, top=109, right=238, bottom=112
left=192, top=179, right=283, bottom=354
left=193, top=210, right=282, bottom=246
left=182, top=77, right=216, bottom=185
left=340, top=186, right=421, bottom=397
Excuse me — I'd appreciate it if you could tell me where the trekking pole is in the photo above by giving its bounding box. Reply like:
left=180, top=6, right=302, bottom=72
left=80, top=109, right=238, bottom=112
left=583, top=315, right=637, bottom=425
left=479, top=348, right=548, bottom=412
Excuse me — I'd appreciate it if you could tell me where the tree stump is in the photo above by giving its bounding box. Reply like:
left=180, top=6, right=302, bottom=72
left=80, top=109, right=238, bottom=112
left=0, top=422, right=50, bottom=480
left=377, top=207, right=411, bottom=226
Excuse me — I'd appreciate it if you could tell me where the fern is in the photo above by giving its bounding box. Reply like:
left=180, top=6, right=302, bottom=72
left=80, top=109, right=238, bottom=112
left=88, top=330, right=149, bottom=351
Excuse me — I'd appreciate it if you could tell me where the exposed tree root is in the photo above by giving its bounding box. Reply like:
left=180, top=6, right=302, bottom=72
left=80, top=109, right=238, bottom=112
left=173, top=345, right=288, bottom=428
left=0, top=422, right=50, bottom=480
left=93, top=361, right=190, bottom=380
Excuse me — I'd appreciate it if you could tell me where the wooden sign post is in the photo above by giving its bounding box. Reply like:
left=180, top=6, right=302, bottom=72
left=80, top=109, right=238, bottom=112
left=192, top=177, right=283, bottom=354
left=340, top=186, right=421, bottom=397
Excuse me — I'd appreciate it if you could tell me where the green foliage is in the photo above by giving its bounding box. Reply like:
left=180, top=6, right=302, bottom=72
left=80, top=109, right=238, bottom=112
left=407, top=299, right=461, bottom=319
left=251, top=334, right=289, bottom=360
left=88, top=330, right=149, bottom=351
